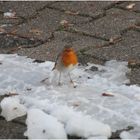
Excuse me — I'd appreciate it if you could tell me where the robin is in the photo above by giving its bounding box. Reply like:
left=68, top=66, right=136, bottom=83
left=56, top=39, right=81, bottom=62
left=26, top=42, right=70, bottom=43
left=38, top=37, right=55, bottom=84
left=41, top=45, right=78, bottom=87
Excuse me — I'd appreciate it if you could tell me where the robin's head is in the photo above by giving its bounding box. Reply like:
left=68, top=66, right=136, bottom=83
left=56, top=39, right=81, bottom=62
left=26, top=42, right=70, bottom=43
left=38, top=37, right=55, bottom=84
left=63, top=45, right=73, bottom=52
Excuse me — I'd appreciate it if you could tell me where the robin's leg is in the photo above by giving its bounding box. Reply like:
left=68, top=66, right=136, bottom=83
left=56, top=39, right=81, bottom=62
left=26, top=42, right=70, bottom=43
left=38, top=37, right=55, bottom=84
left=58, top=72, right=62, bottom=86
left=68, top=73, right=77, bottom=88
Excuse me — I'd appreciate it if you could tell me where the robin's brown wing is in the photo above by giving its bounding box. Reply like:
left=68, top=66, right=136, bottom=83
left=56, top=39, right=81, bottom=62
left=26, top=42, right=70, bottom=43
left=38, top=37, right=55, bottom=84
left=52, top=51, right=62, bottom=71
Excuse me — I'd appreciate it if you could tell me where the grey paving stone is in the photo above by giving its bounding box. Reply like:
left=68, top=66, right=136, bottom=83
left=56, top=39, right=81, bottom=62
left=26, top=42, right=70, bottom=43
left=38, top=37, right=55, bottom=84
left=0, top=12, right=21, bottom=33
left=84, top=30, right=140, bottom=62
left=17, top=31, right=107, bottom=62
left=15, top=8, right=91, bottom=40
left=128, top=68, right=140, bottom=85
left=0, top=2, right=54, bottom=32
left=50, top=1, right=116, bottom=17
left=118, top=1, right=140, bottom=12
left=0, top=14, right=21, bottom=24
left=0, top=34, right=42, bottom=54
left=12, top=115, right=27, bottom=126
left=84, top=30, right=140, bottom=85
left=0, top=1, right=52, bottom=18
left=74, top=8, right=140, bottom=40
left=0, top=116, right=26, bottom=139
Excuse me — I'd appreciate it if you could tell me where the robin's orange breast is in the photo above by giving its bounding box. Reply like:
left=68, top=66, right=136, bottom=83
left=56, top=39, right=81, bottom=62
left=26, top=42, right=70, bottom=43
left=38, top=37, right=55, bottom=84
left=62, top=49, right=78, bottom=67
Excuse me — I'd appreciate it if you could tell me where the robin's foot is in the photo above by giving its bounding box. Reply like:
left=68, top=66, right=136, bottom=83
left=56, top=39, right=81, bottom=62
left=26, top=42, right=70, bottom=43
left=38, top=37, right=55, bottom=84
left=70, top=80, right=77, bottom=88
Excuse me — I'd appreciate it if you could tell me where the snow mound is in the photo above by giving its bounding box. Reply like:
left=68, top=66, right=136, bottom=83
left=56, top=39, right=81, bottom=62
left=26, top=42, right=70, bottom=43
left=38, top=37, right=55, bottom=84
left=23, top=101, right=111, bottom=138
left=26, top=108, right=67, bottom=139
left=65, top=113, right=111, bottom=138
left=50, top=105, right=76, bottom=124
left=50, top=105, right=111, bottom=138
left=44, top=104, right=111, bottom=138
left=0, top=97, right=26, bottom=121
left=1, top=54, right=140, bottom=138
left=120, top=131, right=132, bottom=139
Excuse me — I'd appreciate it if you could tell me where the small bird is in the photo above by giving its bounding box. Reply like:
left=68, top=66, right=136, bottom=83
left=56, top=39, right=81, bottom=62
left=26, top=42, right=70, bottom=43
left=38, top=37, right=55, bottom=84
left=41, top=45, right=78, bottom=87
left=52, top=45, right=78, bottom=87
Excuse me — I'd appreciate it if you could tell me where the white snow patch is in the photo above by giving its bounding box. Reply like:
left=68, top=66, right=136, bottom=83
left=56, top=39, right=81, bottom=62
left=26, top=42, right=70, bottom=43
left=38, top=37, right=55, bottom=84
left=120, top=131, right=132, bottom=139
left=134, top=94, right=140, bottom=101
left=0, top=54, right=140, bottom=138
left=50, top=105, right=76, bottom=124
left=50, top=105, right=111, bottom=138
left=3, top=11, right=16, bottom=18
left=25, top=108, right=67, bottom=139
left=65, top=113, right=111, bottom=138
left=0, top=97, right=27, bottom=121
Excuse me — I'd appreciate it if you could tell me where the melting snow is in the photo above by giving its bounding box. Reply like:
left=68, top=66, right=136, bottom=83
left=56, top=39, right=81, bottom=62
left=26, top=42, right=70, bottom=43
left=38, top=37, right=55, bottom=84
left=120, top=131, right=132, bottom=139
left=25, top=108, right=67, bottom=139
left=0, top=54, right=140, bottom=138
left=0, top=97, right=27, bottom=121
left=65, top=113, right=111, bottom=138
left=3, top=11, right=16, bottom=18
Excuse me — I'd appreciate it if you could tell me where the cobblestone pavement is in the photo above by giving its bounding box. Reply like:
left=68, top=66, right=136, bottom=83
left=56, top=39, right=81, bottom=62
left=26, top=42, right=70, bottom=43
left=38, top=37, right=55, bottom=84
left=0, top=1, right=140, bottom=139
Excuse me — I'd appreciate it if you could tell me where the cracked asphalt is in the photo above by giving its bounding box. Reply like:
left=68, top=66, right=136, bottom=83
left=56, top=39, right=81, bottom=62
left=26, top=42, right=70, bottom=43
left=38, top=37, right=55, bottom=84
left=0, top=1, right=140, bottom=139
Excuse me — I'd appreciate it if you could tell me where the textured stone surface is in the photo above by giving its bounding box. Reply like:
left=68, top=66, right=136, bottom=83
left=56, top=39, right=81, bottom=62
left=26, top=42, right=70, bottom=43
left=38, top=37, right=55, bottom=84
left=0, top=116, right=26, bottom=139
left=0, top=34, right=41, bottom=48
left=50, top=1, right=116, bottom=17
left=0, top=34, right=42, bottom=55
left=74, top=8, right=140, bottom=40
left=84, top=30, right=140, bottom=85
left=118, top=1, right=140, bottom=12
left=84, top=30, right=140, bottom=62
left=0, top=1, right=51, bottom=18
left=0, top=2, right=55, bottom=34
left=128, top=68, right=140, bottom=85
left=15, top=8, right=91, bottom=40
left=0, top=16, right=22, bottom=25
left=17, top=31, right=107, bottom=62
